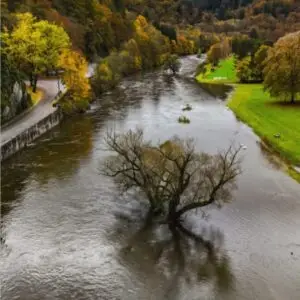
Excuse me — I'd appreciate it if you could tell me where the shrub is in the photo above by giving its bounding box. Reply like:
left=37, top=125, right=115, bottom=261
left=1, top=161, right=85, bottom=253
left=178, top=115, right=191, bottom=123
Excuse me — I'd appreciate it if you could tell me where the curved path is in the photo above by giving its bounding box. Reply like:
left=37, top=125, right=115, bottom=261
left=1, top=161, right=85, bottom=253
left=1, top=64, right=96, bottom=146
left=1, top=79, right=60, bottom=145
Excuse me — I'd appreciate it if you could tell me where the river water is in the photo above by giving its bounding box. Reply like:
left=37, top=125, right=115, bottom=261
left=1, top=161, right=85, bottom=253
left=1, top=56, right=300, bottom=300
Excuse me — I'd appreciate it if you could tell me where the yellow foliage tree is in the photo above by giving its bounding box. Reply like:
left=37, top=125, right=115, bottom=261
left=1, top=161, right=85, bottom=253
left=2, top=12, right=70, bottom=92
left=133, top=15, right=171, bottom=69
left=122, top=38, right=142, bottom=73
left=174, top=35, right=195, bottom=55
left=58, top=49, right=91, bottom=112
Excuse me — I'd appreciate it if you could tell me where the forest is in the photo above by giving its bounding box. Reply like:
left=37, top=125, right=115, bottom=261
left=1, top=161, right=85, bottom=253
left=1, top=0, right=300, bottom=113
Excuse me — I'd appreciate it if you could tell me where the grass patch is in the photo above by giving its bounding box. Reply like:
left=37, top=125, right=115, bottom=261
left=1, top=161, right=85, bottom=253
left=288, top=167, right=300, bottom=183
left=196, top=59, right=300, bottom=182
left=228, top=84, right=300, bottom=166
left=196, top=56, right=237, bottom=84
left=27, top=86, right=44, bottom=106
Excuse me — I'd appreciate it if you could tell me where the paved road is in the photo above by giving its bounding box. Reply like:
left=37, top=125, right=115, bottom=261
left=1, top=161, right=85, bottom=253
left=1, top=79, right=61, bottom=145
left=1, top=64, right=96, bottom=145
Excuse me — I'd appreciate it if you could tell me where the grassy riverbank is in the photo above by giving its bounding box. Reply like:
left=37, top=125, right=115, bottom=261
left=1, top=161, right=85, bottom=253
left=196, top=57, right=300, bottom=182
left=197, top=56, right=237, bottom=84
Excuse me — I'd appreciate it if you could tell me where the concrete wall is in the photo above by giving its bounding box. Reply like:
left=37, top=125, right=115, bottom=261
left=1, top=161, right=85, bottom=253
left=1, top=109, right=63, bottom=161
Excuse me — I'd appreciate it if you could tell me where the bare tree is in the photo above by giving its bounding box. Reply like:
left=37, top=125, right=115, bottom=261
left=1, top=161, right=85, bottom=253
left=102, top=129, right=241, bottom=225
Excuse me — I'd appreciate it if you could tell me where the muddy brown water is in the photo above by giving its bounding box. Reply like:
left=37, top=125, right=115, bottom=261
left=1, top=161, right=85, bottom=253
left=1, top=56, right=300, bottom=300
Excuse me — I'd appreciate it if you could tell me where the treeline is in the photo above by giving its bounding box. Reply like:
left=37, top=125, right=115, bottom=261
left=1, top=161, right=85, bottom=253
left=1, top=0, right=196, bottom=61
left=1, top=0, right=200, bottom=113
left=4, top=0, right=300, bottom=59
left=199, top=30, right=300, bottom=103
left=92, top=17, right=197, bottom=95
left=2, top=0, right=134, bottom=60
left=2, top=0, right=299, bottom=113
left=127, top=0, right=300, bottom=43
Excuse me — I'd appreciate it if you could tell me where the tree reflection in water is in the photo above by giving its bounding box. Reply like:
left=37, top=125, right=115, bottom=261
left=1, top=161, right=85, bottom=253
left=110, top=208, right=235, bottom=299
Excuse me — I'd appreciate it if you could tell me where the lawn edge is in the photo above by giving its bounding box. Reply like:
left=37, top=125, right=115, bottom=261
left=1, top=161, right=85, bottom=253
left=196, top=75, right=300, bottom=183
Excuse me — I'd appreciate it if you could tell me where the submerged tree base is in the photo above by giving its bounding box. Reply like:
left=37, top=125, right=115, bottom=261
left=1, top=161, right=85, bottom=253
left=102, top=129, right=242, bottom=225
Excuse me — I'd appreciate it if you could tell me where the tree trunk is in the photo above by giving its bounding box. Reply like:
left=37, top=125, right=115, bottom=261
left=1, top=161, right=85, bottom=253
left=167, top=198, right=180, bottom=224
left=30, top=73, right=34, bottom=88
left=32, top=75, right=38, bottom=93
left=291, top=91, right=295, bottom=104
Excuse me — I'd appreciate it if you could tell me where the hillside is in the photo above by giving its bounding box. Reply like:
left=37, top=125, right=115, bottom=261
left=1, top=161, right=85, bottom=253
left=2, top=0, right=300, bottom=58
left=2, top=0, right=300, bottom=114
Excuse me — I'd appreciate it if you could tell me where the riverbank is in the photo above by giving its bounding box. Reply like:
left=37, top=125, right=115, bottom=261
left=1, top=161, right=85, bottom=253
left=196, top=57, right=300, bottom=182
left=1, top=79, right=62, bottom=161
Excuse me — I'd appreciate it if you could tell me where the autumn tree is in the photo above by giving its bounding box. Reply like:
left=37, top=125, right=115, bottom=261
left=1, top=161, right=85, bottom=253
left=121, top=39, right=142, bottom=75
left=198, top=33, right=220, bottom=53
left=253, top=44, right=269, bottom=80
left=2, top=13, right=70, bottom=92
left=263, top=31, right=300, bottom=103
left=173, top=35, right=195, bottom=55
left=91, top=61, right=118, bottom=95
left=236, top=56, right=253, bottom=83
left=133, top=15, right=171, bottom=69
left=207, top=39, right=231, bottom=66
left=58, top=49, right=91, bottom=112
left=102, top=129, right=241, bottom=226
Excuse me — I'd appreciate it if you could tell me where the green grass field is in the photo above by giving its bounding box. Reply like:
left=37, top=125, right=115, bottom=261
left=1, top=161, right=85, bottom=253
left=196, top=56, right=237, bottom=83
left=228, top=84, right=300, bottom=164
left=196, top=57, right=300, bottom=182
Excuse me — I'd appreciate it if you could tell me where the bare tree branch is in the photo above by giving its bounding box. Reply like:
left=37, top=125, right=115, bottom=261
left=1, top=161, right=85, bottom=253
left=102, top=129, right=242, bottom=222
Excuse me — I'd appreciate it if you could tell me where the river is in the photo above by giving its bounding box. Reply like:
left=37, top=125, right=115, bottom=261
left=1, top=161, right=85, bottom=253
left=1, top=56, right=300, bottom=300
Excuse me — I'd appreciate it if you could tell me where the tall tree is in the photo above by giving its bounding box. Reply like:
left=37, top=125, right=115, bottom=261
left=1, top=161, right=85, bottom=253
left=207, top=39, right=231, bottom=66
left=254, top=44, right=269, bottom=80
left=2, top=13, right=70, bottom=92
left=263, top=31, right=300, bottom=103
left=58, top=49, right=91, bottom=112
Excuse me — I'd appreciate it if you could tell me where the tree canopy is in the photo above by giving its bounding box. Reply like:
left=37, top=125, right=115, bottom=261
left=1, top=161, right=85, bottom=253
left=102, top=129, right=241, bottom=227
left=263, top=31, right=300, bottom=103
left=2, top=13, right=70, bottom=92
left=1, top=12, right=91, bottom=112
left=58, top=49, right=91, bottom=112
left=207, top=39, right=231, bottom=66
